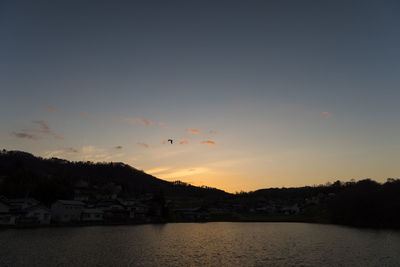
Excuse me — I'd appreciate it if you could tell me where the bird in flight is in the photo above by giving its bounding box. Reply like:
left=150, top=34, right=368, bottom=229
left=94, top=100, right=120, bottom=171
left=168, top=139, right=173, bottom=144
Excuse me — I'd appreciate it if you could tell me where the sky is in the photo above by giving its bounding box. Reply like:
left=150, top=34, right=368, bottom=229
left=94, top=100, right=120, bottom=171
left=1, top=0, right=400, bottom=192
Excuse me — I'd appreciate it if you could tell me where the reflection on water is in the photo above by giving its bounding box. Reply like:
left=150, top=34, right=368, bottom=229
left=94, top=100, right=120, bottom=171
left=1, top=223, right=399, bottom=266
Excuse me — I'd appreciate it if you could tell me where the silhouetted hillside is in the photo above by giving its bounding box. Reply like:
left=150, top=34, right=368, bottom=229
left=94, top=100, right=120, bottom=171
left=0, top=150, right=228, bottom=205
left=240, top=179, right=400, bottom=228
left=327, top=179, right=400, bottom=227
left=1, top=150, right=399, bottom=228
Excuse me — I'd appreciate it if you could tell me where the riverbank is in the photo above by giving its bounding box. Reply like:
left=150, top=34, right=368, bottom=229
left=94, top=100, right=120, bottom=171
left=2, top=216, right=399, bottom=230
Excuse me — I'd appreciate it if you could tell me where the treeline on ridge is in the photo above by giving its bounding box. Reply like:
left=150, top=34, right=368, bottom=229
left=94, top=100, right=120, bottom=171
left=0, top=150, right=227, bottom=205
left=1, top=150, right=400, bottom=228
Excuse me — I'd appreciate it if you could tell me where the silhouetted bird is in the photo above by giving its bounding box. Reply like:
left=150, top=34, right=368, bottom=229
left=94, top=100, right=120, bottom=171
left=168, top=139, right=173, bottom=144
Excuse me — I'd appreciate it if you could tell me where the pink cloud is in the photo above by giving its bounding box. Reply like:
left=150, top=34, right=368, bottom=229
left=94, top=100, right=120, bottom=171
left=22, top=120, right=62, bottom=140
left=162, top=140, right=167, bottom=144
left=33, top=120, right=50, bottom=133
left=45, top=105, right=57, bottom=112
left=200, top=140, right=217, bottom=146
left=322, top=111, right=333, bottom=118
left=33, top=120, right=62, bottom=139
left=179, top=138, right=189, bottom=144
left=137, top=142, right=149, bottom=148
left=119, top=116, right=152, bottom=126
left=186, top=129, right=202, bottom=134
left=119, top=116, right=136, bottom=125
left=79, top=111, right=89, bottom=116
left=136, top=118, right=152, bottom=125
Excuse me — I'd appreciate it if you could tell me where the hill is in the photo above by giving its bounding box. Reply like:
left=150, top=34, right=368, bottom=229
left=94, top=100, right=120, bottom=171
left=0, top=150, right=229, bottom=205
left=1, top=149, right=400, bottom=228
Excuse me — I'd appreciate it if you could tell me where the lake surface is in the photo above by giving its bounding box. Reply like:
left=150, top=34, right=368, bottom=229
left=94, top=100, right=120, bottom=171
left=0, top=222, right=399, bottom=266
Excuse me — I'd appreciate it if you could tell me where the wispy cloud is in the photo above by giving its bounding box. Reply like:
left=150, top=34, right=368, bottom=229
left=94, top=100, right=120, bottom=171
left=115, top=146, right=123, bottom=150
left=44, top=150, right=69, bottom=158
left=159, top=122, right=167, bottom=128
left=186, top=129, right=202, bottom=134
left=146, top=167, right=171, bottom=175
left=152, top=167, right=209, bottom=179
left=136, top=118, right=152, bottom=125
left=119, top=116, right=136, bottom=125
left=179, top=138, right=189, bottom=144
left=209, top=130, right=217, bottom=135
left=44, top=147, right=79, bottom=158
left=80, top=146, right=114, bottom=161
left=33, top=120, right=50, bottom=133
left=65, top=147, right=79, bottom=153
left=137, top=142, right=149, bottom=148
left=322, top=111, right=333, bottom=118
left=200, top=140, right=217, bottom=146
left=44, top=146, right=124, bottom=162
left=32, top=120, right=63, bottom=139
left=119, top=116, right=152, bottom=126
left=12, top=120, right=62, bottom=140
left=45, top=105, right=57, bottom=112
left=79, top=111, right=89, bottom=116
left=11, top=132, right=41, bottom=140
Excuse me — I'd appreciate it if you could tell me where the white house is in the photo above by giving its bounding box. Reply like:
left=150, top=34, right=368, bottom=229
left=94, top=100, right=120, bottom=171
left=23, top=205, right=51, bottom=225
left=51, top=200, right=85, bottom=223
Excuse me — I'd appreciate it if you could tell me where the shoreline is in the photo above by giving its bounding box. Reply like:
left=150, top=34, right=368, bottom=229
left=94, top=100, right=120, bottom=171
left=2, top=219, right=399, bottom=231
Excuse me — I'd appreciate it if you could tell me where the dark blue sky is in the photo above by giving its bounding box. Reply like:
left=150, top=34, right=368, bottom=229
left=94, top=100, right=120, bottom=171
left=1, top=0, right=399, bottom=191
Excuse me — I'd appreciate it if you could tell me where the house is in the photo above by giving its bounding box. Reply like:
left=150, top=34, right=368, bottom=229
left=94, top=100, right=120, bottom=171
left=134, top=203, right=150, bottom=219
left=96, top=199, right=125, bottom=210
left=231, top=204, right=246, bottom=212
left=0, top=199, right=17, bottom=225
left=255, top=204, right=276, bottom=213
left=0, top=195, right=8, bottom=203
left=1, top=198, right=51, bottom=226
left=123, top=199, right=138, bottom=219
left=95, top=199, right=128, bottom=222
left=0, top=199, right=10, bottom=213
left=281, top=203, right=300, bottom=215
left=20, top=205, right=51, bottom=225
left=81, top=208, right=104, bottom=222
left=51, top=200, right=85, bottom=223
left=305, top=196, right=320, bottom=205
left=8, top=198, right=40, bottom=210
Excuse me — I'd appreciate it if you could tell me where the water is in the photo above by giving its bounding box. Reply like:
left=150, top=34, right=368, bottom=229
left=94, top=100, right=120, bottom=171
left=0, top=223, right=399, bottom=266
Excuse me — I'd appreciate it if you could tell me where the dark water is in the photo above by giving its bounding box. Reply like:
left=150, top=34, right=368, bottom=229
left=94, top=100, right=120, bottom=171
left=0, top=223, right=399, bottom=266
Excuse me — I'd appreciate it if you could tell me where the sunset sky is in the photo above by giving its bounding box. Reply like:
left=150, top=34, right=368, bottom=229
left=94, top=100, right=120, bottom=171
left=1, top=0, right=399, bottom=192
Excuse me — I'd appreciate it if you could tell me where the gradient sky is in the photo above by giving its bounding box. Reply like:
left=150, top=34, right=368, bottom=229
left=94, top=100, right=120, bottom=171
left=1, top=0, right=400, bottom=192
